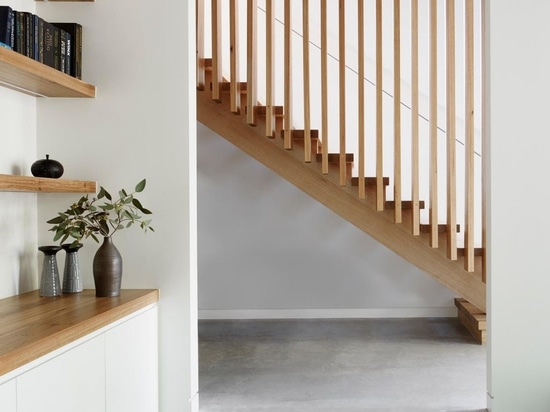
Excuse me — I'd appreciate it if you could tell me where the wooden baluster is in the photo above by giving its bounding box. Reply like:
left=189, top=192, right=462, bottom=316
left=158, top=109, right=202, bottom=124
left=303, top=0, right=312, bottom=162
left=429, top=0, right=438, bottom=248
left=247, top=0, right=258, bottom=125
left=394, top=0, right=402, bottom=223
left=465, top=0, right=475, bottom=271
left=481, top=0, right=487, bottom=282
left=376, top=0, right=384, bottom=210
left=230, top=0, right=240, bottom=114
left=321, top=0, right=329, bottom=174
left=446, top=0, right=458, bottom=260
left=265, top=0, right=276, bottom=138
left=211, top=0, right=222, bottom=102
left=196, top=0, right=205, bottom=91
left=411, top=0, right=420, bottom=235
left=339, top=0, right=347, bottom=186
left=284, top=0, right=293, bottom=148
left=358, top=0, right=366, bottom=198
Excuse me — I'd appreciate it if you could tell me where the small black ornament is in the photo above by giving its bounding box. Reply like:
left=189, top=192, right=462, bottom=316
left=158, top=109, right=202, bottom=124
left=31, top=154, right=64, bottom=179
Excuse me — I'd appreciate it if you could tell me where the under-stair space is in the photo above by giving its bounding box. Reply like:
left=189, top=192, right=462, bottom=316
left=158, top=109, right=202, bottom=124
left=196, top=0, right=487, bottom=328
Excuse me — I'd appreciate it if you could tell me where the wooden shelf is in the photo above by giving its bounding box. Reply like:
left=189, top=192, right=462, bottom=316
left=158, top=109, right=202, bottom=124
left=0, top=289, right=159, bottom=376
left=0, top=174, right=97, bottom=193
left=0, top=47, right=95, bottom=98
left=36, top=0, right=94, bottom=2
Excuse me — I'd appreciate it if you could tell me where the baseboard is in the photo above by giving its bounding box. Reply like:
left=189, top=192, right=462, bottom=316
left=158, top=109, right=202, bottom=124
left=198, top=307, right=458, bottom=320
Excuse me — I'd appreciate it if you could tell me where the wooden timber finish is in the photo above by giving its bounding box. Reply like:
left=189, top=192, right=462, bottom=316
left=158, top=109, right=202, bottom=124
left=455, top=297, right=486, bottom=345
left=0, top=289, right=159, bottom=376
left=0, top=47, right=95, bottom=98
left=0, top=174, right=97, bottom=193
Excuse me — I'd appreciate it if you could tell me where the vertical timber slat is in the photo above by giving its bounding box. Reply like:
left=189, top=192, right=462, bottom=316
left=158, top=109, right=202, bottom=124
left=358, top=0, right=366, bottom=198
left=339, top=0, right=347, bottom=186
left=303, top=0, right=312, bottom=162
left=265, top=0, right=275, bottom=138
left=446, top=0, right=458, bottom=260
left=321, top=0, right=329, bottom=174
left=411, top=0, right=420, bottom=236
left=211, top=0, right=222, bottom=102
left=196, top=0, right=205, bottom=91
left=284, top=0, right=293, bottom=148
left=230, top=0, right=240, bottom=113
left=247, top=0, right=258, bottom=125
left=465, top=0, right=475, bottom=272
left=393, top=0, right=402, bottom=223
left=429, top=0, right=438, bottom=248
left=376, top=0, right=384, bottom=210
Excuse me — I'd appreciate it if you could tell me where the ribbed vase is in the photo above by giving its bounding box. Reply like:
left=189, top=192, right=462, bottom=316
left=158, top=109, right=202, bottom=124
left=38, top=245, right=62, bottom=297
left=61, top=243, right=83, bottom=294
left=93, top=237, right=123, bottom=297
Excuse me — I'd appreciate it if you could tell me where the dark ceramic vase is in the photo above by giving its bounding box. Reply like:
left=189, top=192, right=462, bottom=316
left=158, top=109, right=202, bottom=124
left=93, top=237, right=122, bottom=297
left=31, top=154, right=64, bottom=178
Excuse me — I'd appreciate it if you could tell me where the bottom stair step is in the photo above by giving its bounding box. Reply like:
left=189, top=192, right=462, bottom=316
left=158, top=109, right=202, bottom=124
left=455, top=298, right=486, bottom=345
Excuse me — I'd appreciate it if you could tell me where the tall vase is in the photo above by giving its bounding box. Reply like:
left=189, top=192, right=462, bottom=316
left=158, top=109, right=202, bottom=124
left=61, top=243, right=83, bottom=293
left=38, top=245, right=62, bottom=297
left=93, top=237, right=122, bottom=297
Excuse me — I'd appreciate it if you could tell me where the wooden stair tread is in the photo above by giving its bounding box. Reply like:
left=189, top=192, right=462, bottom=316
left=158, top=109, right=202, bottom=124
left=315, top=153, right=354, bottom=163
left=455, top=298, right=486, bottom=345
left=280, top=129, right=320, bottom=140
left=351, top=177, right=390, bottom=186
left=219, top=81, right=248, bottom=92
left=385, top=200, right=425, bottom=209
left=253, top=105, right=284, bottom=117
left=457, top=248, right=483, bottom=257
left=420, top=224, right=461, bottom=233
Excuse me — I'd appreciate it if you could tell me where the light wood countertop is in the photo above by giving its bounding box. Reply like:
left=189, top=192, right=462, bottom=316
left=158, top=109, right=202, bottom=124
left=0, top=289, right=159, bottom=377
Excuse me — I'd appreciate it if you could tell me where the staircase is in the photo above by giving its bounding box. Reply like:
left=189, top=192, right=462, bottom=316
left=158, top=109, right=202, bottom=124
left=196, top=0, right=487, bottom=318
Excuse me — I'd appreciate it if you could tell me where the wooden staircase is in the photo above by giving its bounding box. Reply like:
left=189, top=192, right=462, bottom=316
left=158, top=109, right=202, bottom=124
left=196, top=0, right=487, bottom=320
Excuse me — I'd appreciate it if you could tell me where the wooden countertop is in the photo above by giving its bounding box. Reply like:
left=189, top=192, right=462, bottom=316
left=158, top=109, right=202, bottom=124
left=0, top=289, right=159, bottom=377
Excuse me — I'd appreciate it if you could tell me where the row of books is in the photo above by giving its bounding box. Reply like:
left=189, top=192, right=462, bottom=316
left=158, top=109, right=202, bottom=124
left=0, top=6, right=82, bottom=79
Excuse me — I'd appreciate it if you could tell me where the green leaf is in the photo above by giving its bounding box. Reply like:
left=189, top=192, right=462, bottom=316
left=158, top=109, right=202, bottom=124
left=91, top=234, right=99, bottom=243
left=47, top=216, right=65, bottom=224
left=135, top=179, right=146, bottom=193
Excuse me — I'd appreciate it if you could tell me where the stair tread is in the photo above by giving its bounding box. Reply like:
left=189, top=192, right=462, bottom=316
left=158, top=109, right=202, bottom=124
left=219, top=81, right=248, bottom=92
left=457, top=247, right=483, bottom=257
left=253, top=105, right=284, bottom=117
left=280, top=129, right=320, bottom=140
left=385, top=200, right=425, bottom=209
left=351, top=177, right=390, bottom=186
left=315, top=153, right=354, bottom=163
left=420, top=224, right=461, bottom=233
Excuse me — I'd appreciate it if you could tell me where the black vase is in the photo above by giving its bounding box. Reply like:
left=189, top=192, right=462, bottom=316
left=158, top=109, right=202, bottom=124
left=93, top=237, right=122, bottom=297
left=31, top=154, right=64, bottom=178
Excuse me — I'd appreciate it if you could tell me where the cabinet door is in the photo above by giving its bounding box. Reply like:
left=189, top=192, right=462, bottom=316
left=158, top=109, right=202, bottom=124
left=0, top=379, right=16, bottom=412
left=106, top=307, right=158, bottom=412
left=17, top=335, right=105, bottom=412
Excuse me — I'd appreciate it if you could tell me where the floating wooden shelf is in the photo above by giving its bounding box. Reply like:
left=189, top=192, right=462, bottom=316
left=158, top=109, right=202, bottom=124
left=0, top=289, right=159, bottom=376
left=0, top=174, right=97, bottom=193
left=0, top=47, right=95, bottom=98
left=35, top=1, right=95, bottom=3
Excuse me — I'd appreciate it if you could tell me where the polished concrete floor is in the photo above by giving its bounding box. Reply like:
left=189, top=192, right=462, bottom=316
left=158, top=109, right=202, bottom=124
left=199, top=318, right=487, bottom=412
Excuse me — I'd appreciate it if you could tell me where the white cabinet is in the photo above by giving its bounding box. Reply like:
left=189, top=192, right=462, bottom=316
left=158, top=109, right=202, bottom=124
left=17, top=336, right=105, bottom=412
left=106, top=307, right=158, bottom=412
left=0, top=379, right=16, bottom=412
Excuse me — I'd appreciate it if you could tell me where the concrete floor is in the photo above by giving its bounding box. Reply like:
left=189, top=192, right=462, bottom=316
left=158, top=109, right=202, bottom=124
left=199, top=318, right=487, bottom=412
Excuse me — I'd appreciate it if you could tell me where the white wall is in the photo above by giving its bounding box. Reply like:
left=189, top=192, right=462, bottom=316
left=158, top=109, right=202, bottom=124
left=0, top=0, right=37, bottom=300
left=486, top=1, right=550, bottom=410
left=198, top=123, right=458, bottom=319
left=34, top=2, right=197, bottom=411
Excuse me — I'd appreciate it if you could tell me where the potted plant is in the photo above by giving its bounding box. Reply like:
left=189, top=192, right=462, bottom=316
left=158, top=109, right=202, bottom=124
left=47, top=179, right=154, bottom=297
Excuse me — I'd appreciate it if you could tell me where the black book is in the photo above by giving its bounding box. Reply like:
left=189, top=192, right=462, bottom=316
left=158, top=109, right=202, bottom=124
left=38, top=16, right=45, bottom=63
left=15, top=11, right=25, bottom=54
left=0, top=6, right=14, bottom=50
left=32, top=14, right=39, bottom=61
left=24, top=12, right=33, bottom=58
left=51, top=22, right=81, bottom=79
left=59, top=29, right=67, bottom=74
left=53, top=25, right=60, bottom=71
left=64, top=30, right=71, bottom=75
left=43, top=20, right=54, bottom=68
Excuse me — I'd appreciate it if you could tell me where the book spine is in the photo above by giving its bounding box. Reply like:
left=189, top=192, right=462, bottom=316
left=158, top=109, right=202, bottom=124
left=38, top=17, right=44, bottom=63
left=15, top=11, right=24, bottom=54
left=0, top=6, right=14, bottom=50
left=64, top=31, right=71, bottom=76
left=59, top=29, right=67, bottom=74
left=33, top=15, right=39, bottom=61
left=43, top=21, right=54, bottom=68
left=53, top=25, right=60, bottom=71
left=25, top=12, right=32, bottom=58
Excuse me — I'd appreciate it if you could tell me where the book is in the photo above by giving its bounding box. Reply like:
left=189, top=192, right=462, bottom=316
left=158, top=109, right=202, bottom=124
left=42, top=20, right=54, bottom=68
left=53, top=25, right=60, bottom=70
left=59, top=29, right=67, bottom=74
left=52, top=22, right=82, bottom=79
left=64, top=30, right=71, bottom=75
left=24, top=12, right=33, bottom=58
left=15, top=11, right=25, bottom=54
left=0, top=6, right=14, bottom=50
left=32, top=14, right=39, bottom=61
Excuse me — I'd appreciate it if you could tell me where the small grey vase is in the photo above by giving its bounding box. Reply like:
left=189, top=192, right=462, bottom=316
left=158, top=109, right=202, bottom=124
left=61, top=243, right=83, bottom=293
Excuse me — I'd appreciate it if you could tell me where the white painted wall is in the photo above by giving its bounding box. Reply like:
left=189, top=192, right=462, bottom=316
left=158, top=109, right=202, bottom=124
left=0, top=1, right=37, bottom=301
left=198, top=123, right=458, bottom=319
left=486, top=1, right=550, bottom=410
left=34, top=2, right=198, bottom=411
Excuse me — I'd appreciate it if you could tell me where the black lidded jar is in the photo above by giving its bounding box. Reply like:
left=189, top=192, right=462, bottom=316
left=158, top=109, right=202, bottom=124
left=31, top=154, right=64, bottom=179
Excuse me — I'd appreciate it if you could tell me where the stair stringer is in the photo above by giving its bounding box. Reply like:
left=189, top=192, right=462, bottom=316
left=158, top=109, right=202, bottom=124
left=197, top=91, right=486, bottom=312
